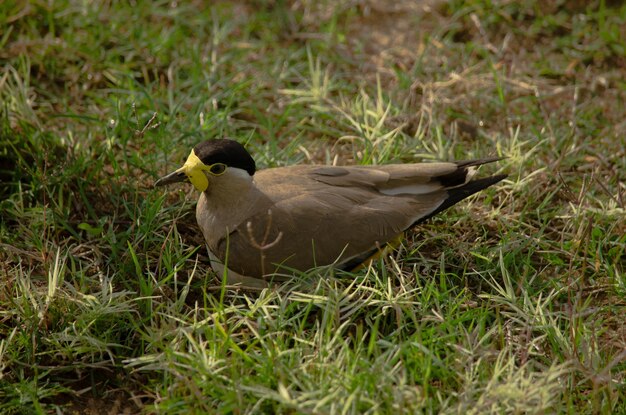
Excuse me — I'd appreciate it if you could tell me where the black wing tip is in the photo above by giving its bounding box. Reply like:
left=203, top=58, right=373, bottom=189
left=415, top=173, right=507, bottom=225
left=454, top=156, right=507, bottom=168
left=436, top=157, right=506, bottom=188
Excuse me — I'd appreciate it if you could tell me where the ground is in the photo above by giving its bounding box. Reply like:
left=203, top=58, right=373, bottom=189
left=0, top=0, right=625, bottom=414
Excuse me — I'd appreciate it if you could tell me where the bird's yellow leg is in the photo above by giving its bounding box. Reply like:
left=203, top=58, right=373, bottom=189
left=351, top=232, right=405, bottom=271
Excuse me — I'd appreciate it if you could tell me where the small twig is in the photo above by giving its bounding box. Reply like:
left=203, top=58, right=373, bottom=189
left=246, top=209, right=283, bottom=278
left=470, top=13, right=499, bottom=55
left=132, top=103, right=160, bottom=138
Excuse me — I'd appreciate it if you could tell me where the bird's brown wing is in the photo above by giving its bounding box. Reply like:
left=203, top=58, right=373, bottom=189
left=213, top=161, right=505, bottom=278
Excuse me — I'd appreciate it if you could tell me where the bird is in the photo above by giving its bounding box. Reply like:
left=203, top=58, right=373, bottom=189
left=155, top=139, right=506, bottom=288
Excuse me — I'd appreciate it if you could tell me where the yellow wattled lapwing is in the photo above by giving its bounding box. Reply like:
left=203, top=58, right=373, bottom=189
left=155, top=139, right=506, bottom=288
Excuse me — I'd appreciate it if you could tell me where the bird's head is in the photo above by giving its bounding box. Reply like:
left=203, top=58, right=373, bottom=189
left=154, top=139, right=256, bottom=192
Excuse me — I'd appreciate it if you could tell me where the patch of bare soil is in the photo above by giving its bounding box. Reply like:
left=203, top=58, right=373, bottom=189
left=38, top=367, right=151, bottom=414
left=342, top=0, right=448, bottom=83
left=60, top=392, right=145, bottom=415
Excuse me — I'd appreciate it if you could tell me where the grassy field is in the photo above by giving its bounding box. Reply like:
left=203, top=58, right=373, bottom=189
left=1, top=0, right=625, bottom=413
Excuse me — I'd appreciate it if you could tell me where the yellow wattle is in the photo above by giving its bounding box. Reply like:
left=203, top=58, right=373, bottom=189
left=178, top=149, right=209, bottom=192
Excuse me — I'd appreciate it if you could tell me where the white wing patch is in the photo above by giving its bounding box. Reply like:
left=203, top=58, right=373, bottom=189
left=379, top=183, right=442, bottom=196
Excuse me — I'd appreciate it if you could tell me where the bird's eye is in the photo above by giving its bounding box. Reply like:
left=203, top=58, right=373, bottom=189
left=209, top=163, right=226, bottom=175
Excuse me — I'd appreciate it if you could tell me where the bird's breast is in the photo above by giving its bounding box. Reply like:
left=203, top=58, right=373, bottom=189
left=195, top=189, right=274, bottom=250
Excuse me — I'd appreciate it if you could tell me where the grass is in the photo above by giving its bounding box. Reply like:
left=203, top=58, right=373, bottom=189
left=1, top=0, right=625, bottom=413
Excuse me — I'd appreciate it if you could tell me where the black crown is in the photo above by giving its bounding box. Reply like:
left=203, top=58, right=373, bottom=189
left=193, top=139, right=256, bottom=176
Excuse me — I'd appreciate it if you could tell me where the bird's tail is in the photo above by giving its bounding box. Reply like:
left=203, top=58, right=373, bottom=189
left=415, top=172, right=507, bottom=225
